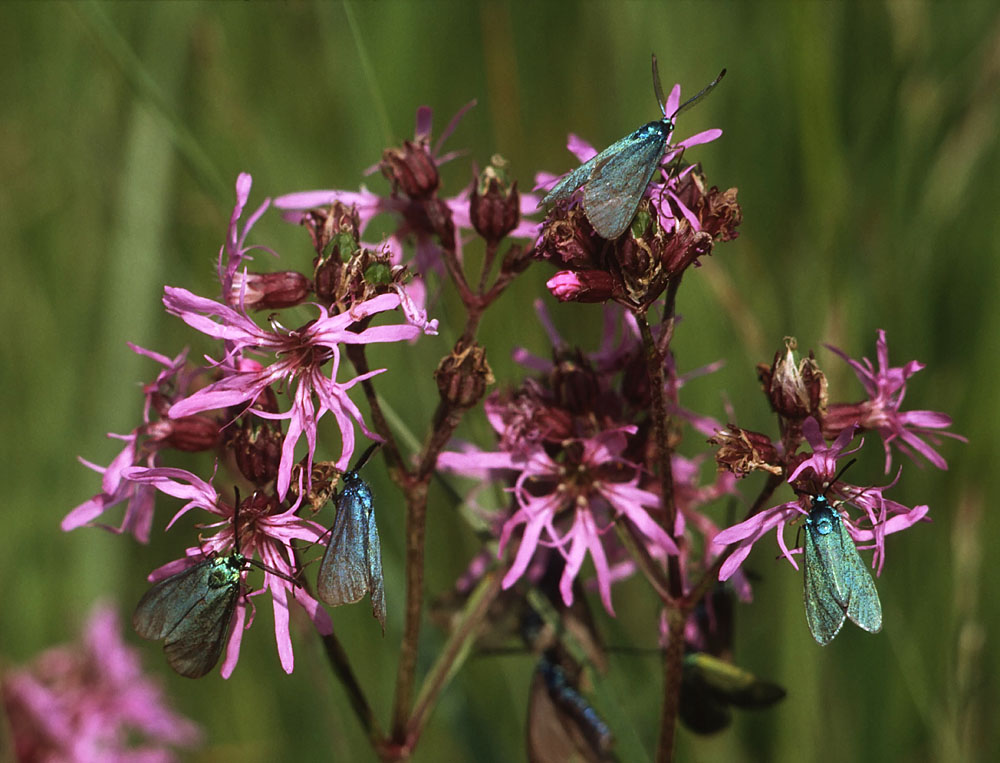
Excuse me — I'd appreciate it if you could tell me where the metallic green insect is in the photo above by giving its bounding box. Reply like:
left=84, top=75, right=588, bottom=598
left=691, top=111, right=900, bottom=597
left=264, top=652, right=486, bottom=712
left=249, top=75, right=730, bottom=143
left=539, top=55, right=725, bottom=240
left=803, top=492, right=883, bottom=645
left=133, top=552, right=246, bottom=678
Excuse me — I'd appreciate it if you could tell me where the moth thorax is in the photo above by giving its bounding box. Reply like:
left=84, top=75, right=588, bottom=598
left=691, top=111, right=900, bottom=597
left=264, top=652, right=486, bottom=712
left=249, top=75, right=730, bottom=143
left=809, top=498, right=837, bottom=535
left=208, top=556, right=242, bottom=588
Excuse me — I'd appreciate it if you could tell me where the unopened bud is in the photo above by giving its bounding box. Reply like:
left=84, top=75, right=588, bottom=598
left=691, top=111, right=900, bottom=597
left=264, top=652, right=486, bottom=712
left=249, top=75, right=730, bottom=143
left=757, top=337, right=827, bottom=420
left=435, top=342, right=494, bottom=410
left=708, top=426, right=782, bottom=477
left=144, top=415, right=220, bottom=452
left=470, top=156, right=520, bottom=242
left=546, top=270, right=615, bottom=303
left=381, top=140, right=439, bottom=199
left=231, top=271, right=310, bottom=310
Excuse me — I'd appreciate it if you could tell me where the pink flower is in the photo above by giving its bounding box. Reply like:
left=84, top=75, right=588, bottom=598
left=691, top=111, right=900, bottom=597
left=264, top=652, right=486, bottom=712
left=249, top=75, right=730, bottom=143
left=64, top=346, right=215, bottom=542
left=1, top=602, right=201, bottom=761
left=441, top=428, right=677, bottom=617
left=715, top=418, right=929, bottom=581
left=824, top=329, right=965, bottom=471
left=122, top=466, right=333, bottom=677
left=217, top=172, right=279, bottom=305
left=163, top=287, right=419, bottom=498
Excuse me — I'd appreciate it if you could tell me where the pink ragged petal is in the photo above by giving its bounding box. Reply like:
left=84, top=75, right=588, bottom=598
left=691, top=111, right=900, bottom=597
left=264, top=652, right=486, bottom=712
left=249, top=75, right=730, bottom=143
left=713, top=513, right=766, bottom=545
left=61, top=495, right=111, bottom=531
left=718, top=542, right=754, bottom=582
left=585, top=516, right=616, bottom=617
left=269, top=583, right=294, bottom=674
left=220, top=602, right=247, bottom=679
left=121, top=467, right=218, bottom=508
left=664, top=83, right=682, bottom=117
left=677, top=128, right=723, bottom=148
left=621, top=500, right=678, bottom=556
left=437, top=449, right=517, bottom=474
left=566, top=134, right=598, bottom=163
left=775, top=519, right=801, bottom=570
left=501, top=512, right=546, bottom=589
left=558, top=523, right=591, bottom=608
left=901, top=410, right=958, bottom=429
left=343, top=323, right=422, bottom=346
left=897, top=429, right=948, bottom=469
left=234, top=172, right=253, bottom=210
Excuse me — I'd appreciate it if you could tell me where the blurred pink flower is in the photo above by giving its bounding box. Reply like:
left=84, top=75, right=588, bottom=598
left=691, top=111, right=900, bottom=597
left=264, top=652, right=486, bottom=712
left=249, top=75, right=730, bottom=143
left=1, top=602, right=201, bottom=762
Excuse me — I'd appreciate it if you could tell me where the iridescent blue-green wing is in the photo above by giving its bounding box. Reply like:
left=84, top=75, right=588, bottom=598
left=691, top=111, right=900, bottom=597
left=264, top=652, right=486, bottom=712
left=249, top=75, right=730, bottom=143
left=539, top=154, right=602, bottom=208
left=365, top=503, right=386, bottom=631
left=317, top=480, right=370, bottom=608
left=133, top=556, right=244, bottom=678
left=161, top=576, right=241, bottom=679
left=582, top=122, right=668, bottom=239
left=803, top=523, right=847, bottom=646
left=837, top=523, right=883, bottom=634
left=133, top=559, right=215, bottom=641
left=318, top=466, right=386, bottom=631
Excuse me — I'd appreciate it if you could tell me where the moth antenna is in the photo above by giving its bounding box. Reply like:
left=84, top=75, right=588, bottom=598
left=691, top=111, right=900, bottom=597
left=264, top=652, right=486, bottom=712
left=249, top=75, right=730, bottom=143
left=651, top=53, right=667, bottom=115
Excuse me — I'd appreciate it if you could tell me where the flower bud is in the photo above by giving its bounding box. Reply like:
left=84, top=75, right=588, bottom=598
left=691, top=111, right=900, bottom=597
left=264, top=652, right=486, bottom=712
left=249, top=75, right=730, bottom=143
left=534, top=208, right=600, bottom=268
left=143, top=415, right=220, bottom=452
left=435, top=341, right=494, bottom=410
left=708, top=426, right=782, bottom=477
left=698, top=186, right=742, bottom=242
left=470, top=156, right=520, bottom=243
left=230, top=271, right=310, bottom=310
left=757, top=337, right=827, bottom=420
left=546, top=270, right=615, bottom=303
left=381, top=140, right=439, bottom=199
left=423, top=198, right=456, bottom=247
left=228, top=418, right=283, bottom=486
left=301, top=202, right=361, bottom=258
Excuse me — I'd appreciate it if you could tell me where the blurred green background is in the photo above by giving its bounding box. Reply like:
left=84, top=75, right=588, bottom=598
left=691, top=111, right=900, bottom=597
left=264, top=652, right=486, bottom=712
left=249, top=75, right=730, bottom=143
left=2, top=2, right=996, bottom=761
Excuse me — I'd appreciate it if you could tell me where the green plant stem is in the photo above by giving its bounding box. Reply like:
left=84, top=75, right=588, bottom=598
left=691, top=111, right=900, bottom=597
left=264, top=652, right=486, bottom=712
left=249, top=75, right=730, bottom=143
left=321, top=631, right=384, bottom=744
left=405, top=570, right=505, bottom=748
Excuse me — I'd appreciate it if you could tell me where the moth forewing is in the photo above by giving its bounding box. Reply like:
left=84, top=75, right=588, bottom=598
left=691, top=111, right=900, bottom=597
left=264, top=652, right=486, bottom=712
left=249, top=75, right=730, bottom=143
left=581, top=123, right=668, bottom=239
left=132, top=561, right=211, bottom=641
left=802, top=497, right=883, bottom=644
left=365, top=503, right=387, bottom=631
left=317, top=490, right=368, bottom=605
left=539, top=157, right=602, bottom=208
left=803, top=525, right=847, bottom=645
left=838, top=520, right=883, bottom=634
left=317, top=468, right=387, bottom=632
left=133, top=554, right=246, bottom=678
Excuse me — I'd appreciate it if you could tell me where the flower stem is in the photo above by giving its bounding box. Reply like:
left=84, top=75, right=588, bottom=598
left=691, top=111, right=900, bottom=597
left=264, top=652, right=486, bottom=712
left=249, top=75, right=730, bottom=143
left=634, top=310, right=680, bottom=595
left=320, top=631, right=384, bottom=744
left=656, top=610, right=686, bottom=763
left=390, top=478, right=430, bottom=744
left=636, top=286, right=684, bottom=762
left=405, top=570, right=504, bottom=748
